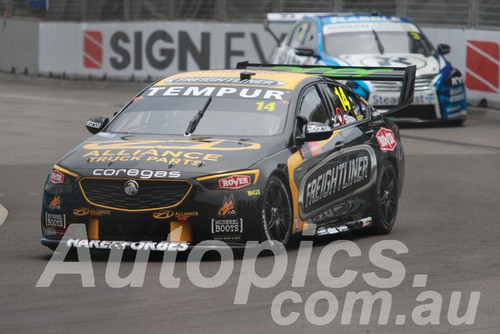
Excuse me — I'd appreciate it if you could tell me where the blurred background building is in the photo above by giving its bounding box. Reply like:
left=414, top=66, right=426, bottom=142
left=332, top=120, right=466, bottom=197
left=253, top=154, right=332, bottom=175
left=1, top=0, right=499, bottom=30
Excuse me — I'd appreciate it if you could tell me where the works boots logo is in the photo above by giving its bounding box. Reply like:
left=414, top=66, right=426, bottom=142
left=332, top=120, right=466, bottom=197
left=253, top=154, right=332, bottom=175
left=83, top=30, right=103, bottom=69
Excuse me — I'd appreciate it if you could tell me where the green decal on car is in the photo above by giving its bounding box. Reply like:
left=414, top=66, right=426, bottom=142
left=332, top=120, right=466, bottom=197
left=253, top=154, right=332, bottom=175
left=270, top=66, right=394, bottom=77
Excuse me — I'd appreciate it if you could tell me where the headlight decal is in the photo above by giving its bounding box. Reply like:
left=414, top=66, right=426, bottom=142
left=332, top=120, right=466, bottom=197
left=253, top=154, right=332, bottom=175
left=197, top=169, right=260, bottom=190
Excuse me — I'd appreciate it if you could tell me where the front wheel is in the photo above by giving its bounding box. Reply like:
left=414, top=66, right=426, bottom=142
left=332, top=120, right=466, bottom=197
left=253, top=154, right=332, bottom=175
left=369, top=160, right=399, bottom=234
left=259, top=176, right=292, bottom=246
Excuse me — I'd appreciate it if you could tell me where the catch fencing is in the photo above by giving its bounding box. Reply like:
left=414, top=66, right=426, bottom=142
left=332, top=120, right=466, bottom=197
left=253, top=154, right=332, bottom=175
left=2, top=0, right=499, bottom=30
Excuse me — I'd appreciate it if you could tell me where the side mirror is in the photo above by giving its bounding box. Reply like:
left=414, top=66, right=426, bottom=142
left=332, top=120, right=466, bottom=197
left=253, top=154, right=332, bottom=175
left=86, top=116, right=109, bottom=134
left=304, top=122, right=333, bottom=142
left=295, top=48, right=316, bottom=57
left=437, top=43, right=450, bottom=55
left=295, top=115, right=308, bottom=142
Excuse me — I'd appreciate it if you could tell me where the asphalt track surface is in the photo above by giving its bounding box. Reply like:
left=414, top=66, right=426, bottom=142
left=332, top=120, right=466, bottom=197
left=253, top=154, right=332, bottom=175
left=0, top=73, right=499, bottom=333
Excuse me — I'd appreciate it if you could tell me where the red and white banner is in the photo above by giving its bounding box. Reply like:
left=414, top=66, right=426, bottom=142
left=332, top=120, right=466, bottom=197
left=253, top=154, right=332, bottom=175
left=83, top=30, right=103, bottom=69
left=466, top=40, right=499, bottom=93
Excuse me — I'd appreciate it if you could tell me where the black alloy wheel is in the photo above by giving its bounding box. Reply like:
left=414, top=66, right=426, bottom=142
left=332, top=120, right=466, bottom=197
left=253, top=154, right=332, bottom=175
left=371, top=160, right=398, bottom=234
left=261, top=176, right=292, bottom=246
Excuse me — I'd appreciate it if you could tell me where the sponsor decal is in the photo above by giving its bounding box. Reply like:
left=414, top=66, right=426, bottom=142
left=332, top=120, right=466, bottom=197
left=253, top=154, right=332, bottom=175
left=66, top=239, right=189, bottom=251
left=362, top=55, right=427, bottom=69
left=323, top=21, right=419, bottom=34
left=86, top=120, right=102, bottom=129
left=310, top=203, right=353, bottom=224
left=376, top=127, right=397, bottom=151
left=80, top=29, right=270, bottom=74
left=73, top=208, right=90, bottom=216
left=92, top=168, right=180, bottom=179
left=153, top=210, right=199, bottom=219
left=306, top=124, right=332, bottom=133
left=73, top=208, right=111, bottom=216
left=49, top=196, right=62, bottom=211
left=83, top=30, right=103, bottom=69
left=451, top=76, right=465, bottom=86
left=247, top=189, right=261, bottom=196
left=326, top=15, right=403, bottom=24
left=45, top=213, right=66, bottom=228
left=466, top=40, right=499, bottom=93
left=50, top=170, right=65, bottom=184
left=217, top=194, right=237, bottom=217
left=166, top=77, right=286, bottom=86
left=211, top=218, right=243, bottom=234
left=299, top=141, right=324, bottom=159
left=316, top=218, right=372, bottom=236
left=96, top=132, right=116, bottom=138
left=298, top=145, right=376, bottom=219
left=83, top=139, right=260, bottom=151
left=82, top=139, right=261, bottom=166
left=146, top=85, right=289, bottom=100
left=370, top=92, right=434, bottom=106
left=124, top=180, right=139, bottom=196
left=218, top=175, right=252, bottom=190
left=271, top=65, right=395, bottom=78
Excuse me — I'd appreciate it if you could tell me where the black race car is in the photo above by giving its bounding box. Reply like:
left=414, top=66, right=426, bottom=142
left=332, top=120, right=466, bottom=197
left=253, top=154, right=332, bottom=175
left=41, top=62, right=415, bottom=251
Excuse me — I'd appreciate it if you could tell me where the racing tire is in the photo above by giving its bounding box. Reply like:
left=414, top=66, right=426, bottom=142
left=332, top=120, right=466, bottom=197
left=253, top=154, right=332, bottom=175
left=448, top=119, right=465, bottom=127
left=259, top=175, right=293, bottom=247
left=369, top=160, right=398, bottom=234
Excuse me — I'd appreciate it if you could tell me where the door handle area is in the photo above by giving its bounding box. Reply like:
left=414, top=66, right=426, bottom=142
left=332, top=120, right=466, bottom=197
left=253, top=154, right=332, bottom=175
left=334, top=141, right=345, bottom=149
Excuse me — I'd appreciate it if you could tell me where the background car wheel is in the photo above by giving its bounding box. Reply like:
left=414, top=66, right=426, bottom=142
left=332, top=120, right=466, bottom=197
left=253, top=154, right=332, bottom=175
left=369, top=160, right=398, bottom=234
left=259, top=175, right=292, bottom=246
left=448, top=119, right=465, bottom=126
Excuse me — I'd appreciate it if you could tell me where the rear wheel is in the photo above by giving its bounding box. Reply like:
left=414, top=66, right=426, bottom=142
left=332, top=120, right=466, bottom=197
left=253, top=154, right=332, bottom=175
left=369, top=160, right=398, bottom=234
left=259, top=176, right=292, bottom=246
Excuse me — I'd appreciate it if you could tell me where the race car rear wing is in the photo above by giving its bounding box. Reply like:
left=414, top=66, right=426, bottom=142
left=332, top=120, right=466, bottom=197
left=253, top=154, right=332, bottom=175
left=236, top=61, right=416, bottom=115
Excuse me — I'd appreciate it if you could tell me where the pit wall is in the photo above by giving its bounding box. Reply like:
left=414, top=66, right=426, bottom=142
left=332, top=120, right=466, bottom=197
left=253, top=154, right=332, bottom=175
left=0, top=19, right=499, bottom=107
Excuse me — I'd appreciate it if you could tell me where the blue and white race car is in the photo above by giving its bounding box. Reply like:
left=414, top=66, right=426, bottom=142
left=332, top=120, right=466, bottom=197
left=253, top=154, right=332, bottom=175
left=267, top=12, right=467, bottom=124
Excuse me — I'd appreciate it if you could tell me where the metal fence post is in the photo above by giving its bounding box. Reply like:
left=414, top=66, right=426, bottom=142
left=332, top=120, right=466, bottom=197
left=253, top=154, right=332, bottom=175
left=81, top=0, right=87, bottom=21
left=218, top=0, right=226, bottom=21
left=124, top=0, right=130, bottom=21
left=333, top=0, right=340, bottom=12
left=470, top=0, right=476, bottom=29
left=398, top=0, right=405, bottom=16
left=5, top=0, right=12, bottom=18
left=275, top=0, right=280, bottom=12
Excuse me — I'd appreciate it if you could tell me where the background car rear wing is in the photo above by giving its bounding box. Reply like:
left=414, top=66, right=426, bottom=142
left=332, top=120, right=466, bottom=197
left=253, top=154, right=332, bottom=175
left=236, top=61, right=416, bottom=115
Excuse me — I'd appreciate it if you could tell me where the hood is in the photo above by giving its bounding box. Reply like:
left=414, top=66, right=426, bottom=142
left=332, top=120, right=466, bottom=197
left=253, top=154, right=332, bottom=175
left=328, top=53, right=442, bottom=76
left=58, top=133, right=286, bottom=179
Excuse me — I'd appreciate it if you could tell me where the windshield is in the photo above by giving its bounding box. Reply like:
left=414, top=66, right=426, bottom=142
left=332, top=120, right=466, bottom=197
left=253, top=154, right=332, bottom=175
left=324, top=31, right=434, bottom=56
left=107, top=87, right=290, bottom=137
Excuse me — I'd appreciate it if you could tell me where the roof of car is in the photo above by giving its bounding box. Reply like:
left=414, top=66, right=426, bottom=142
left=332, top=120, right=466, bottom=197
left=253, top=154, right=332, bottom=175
left=267, top=12, right=414, bottom=24
left=154, top=69, right=316, bottom=91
